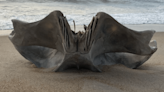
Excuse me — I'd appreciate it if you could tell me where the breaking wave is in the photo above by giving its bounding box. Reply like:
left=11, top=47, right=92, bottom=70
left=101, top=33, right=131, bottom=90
left=4, top=0, right=164, bottom=3
left=0, top=0, right=164, bottom=30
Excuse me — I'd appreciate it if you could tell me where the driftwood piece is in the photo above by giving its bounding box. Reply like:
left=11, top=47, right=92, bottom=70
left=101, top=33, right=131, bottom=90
left=9, top=10, right=157, bottom=72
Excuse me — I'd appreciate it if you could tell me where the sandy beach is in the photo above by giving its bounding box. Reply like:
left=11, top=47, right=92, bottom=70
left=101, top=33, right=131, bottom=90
left=0, top=0, right=164, bottom=91
left=0, top=24, right=164, bottom=92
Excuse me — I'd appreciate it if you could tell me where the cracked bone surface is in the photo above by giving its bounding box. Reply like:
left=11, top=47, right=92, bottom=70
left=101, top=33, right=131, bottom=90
left=9, top=10, right=157, bottom=72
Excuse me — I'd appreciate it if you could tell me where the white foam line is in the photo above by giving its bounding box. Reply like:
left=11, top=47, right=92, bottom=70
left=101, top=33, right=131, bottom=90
left=0, top=13, right=164, bottom=30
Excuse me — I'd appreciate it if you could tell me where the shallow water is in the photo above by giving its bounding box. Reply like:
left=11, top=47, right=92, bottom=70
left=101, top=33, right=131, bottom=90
left=0, top=0, right=164, bottom=30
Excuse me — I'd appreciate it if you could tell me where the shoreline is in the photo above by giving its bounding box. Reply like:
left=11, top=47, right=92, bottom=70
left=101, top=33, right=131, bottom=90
left=1, top=24, right=163, bottom=36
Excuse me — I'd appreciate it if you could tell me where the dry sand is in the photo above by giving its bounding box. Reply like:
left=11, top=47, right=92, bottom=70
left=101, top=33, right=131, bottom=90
left=0, top=26, right=164, bottom=92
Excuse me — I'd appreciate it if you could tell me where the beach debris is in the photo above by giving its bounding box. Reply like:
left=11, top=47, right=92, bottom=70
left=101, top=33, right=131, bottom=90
left=9, top=10, right=157, bottom=72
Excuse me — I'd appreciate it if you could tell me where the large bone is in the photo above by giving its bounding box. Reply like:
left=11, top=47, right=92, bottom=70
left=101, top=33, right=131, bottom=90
left=9, top=10, right=157, bottom=72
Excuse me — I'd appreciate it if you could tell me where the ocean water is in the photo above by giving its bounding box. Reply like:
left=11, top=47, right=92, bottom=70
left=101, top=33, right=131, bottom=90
left=0, top=0, right=164, bottom=30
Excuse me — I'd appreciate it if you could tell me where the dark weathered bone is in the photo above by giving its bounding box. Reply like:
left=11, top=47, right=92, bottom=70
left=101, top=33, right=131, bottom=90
left=9, top=10, right=157, bottom=72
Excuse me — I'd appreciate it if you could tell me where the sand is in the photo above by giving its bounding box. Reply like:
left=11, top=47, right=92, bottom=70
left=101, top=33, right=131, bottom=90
left=1, top=24, right=164, bottom=36
left=0, top=26, right=164, bottom=92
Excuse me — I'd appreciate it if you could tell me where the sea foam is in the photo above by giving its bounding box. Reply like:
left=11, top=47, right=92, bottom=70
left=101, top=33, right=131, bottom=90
left=0, top=0, right=164, bottom=30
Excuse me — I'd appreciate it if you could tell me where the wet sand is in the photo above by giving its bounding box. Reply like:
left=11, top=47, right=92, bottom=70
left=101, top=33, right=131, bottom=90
left=1, top=24, right=164, bottom=36
left=0, top=26, right=164, bottom=92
